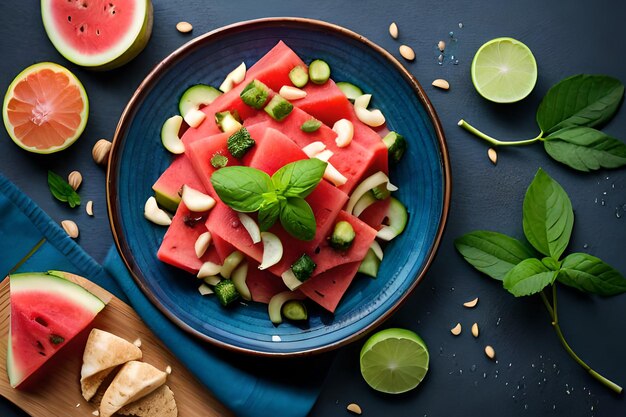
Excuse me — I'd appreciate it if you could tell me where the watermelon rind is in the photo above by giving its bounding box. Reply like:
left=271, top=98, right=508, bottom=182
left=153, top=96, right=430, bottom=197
left=6, top=272, right=105, bottom=388
left=40, top=0, right=153, bottom=71
left=2, top=62, right=89, bottom=154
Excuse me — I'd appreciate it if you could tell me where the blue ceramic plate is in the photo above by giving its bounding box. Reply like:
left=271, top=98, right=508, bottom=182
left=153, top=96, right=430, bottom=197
left=108, top=18, right=450, bottom=356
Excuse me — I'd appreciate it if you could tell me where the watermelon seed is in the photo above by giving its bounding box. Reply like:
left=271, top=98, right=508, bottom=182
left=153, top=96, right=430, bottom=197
left=38, top=351, right=46, bottom=356
left=35, top=341, right=44, bottom=350
left=96, top=29, right=100, bottom=36
left=67, top=16, right=71, bottom=22
left=183, top=214, right=206, bottom=227
left=34, top=316, right=48, bottom=327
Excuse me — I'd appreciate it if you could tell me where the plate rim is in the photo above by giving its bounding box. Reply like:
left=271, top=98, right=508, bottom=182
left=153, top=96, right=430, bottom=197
left=106, top=16, right=452, bottom=357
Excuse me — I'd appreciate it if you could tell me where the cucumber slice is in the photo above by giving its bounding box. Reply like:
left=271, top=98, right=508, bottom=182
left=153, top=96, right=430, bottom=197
left=231, top=262, right=251, bottom=301
left=264, top=95, right=293, bottom=121
left=259, top=232, right=283, bottom=270
left=215, top=111, right=243, bottom=134
left=160, top=115, right=184, bottom=154
left=291, top=254, right=316, bottom=281
left=289, top=65, right=309, bottom=88
left=377, top=197, right=408, bottom=241
left=330, top=221, right=355, bottom=250
left=383, top=131, right=407, bottom=163
left=179, top=84, right=222, bottom=118
left=240, top=79, right=269, bottom=109
left=268, top=291, right=306, bottom=324
left=227, top=127, right=255, bottom=158
left=301, top=118, right=322, bottom=132
left=214, top=279, right=240, bottom=306
left=210, top=153, right=228, bottom=169
left=358, top=248, right=381, bottom=278
left=220, top=251, right=244, bottom=279
left=282, top=300, right=308, bottom=321
left=336, top=82, right=364, bottom=102
left=309, top=59, right=331, bottom=84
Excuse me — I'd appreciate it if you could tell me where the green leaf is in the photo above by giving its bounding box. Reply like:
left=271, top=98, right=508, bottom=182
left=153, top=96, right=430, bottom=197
left=47, top=171, right=81, bottom=208
left=210, top=166, right=271, bottom=212
left=503, top=258, right=558, bottom=297
left=271, top=159, right=327, bottom=198
left=541, top=257, right=561, bottom=271
left=557, top=252, right=626, bottom=296
left=279, top=197, right=316, bottom=241
left=522, top=169, right=574, bottom=259
left=258, top=200, right=280, bottom=231
left=454, top=231, right=536, bottom=281
left=536, top=74, right=624, bottom=134
left=544, top=127, right=626, bottom=172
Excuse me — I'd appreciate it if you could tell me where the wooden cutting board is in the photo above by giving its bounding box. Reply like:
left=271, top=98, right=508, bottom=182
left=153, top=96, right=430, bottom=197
left=0, top=273, right=233, bottom=417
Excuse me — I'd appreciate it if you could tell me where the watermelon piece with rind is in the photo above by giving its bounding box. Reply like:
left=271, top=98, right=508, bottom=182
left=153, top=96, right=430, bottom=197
left=152, top=155, right=206, bottom=213
left=7, top=272, right=105, bottom=388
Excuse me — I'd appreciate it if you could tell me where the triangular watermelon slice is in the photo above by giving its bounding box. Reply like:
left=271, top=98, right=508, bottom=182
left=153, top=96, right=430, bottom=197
left=7, top=272, right=105, bottom=388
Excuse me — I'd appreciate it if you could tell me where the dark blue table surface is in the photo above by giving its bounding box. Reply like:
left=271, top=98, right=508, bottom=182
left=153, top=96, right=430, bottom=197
left=1, top=1, right=625, bottom=416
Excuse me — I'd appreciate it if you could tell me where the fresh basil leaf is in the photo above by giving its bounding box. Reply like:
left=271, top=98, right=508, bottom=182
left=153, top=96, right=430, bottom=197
left=541, top=257, right=561, bottom=271
left=454, top=231, right=536, bottom=281
left=522, top=169, right=573, bottom=259
left=503, top=258, right=558, bottom=297
left=272, top=159, right=327, bottom=198
left=210, top=166, right=271, bottom=212
left=557, top=252, right=626, bottom=296
left=279, top=197, right=316, bottom=241
left=536, top=74, right=624, bottom=134
left=544, top=127, right=626, bottom=172
left=258, top=200, right=280, bottom=231
left=47, top=171, right=81, bottom=208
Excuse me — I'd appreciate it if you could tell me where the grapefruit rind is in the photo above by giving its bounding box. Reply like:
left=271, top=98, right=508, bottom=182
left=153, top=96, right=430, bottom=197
left=40, top=0, right=153, bottom=71
left=2, top=62, right=89, bottom=154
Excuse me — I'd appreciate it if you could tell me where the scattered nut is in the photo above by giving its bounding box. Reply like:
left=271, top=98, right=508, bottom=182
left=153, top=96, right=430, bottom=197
left=450, top=323, right=462, bottom=336
left=389, top=22, right=398, bottom=39
left=463, top=297, right=479, bottom=308
left=133, top=338, right=142, bottom=348
left=86, top=200, right=94, bottom=216
left=61, top=220, right=79, bottom=239
left=438, top=40, right=446, bottom=51
left=399, top=44, right=415, bottom=61
left=92, top=410, right=100, bottom=416
left=432, top=79, right=450, bottom=90
left=92, top=139, right=112, bottom=166
left=347, top=403, right=362, bottom=415
left=485, top=345, right=496, bottom=360
left=68, top=170, right=82, bottom=190
left=471, top=322, right=479, bottom=338
left=488, top=148, right=498, bottom=165
left=165, top=365, right=172, bottom=375
left=176, top=21, right=193, bottom=33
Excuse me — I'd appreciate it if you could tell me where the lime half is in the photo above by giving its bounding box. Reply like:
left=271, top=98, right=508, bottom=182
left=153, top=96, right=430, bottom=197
left=359, top=328, right=429, bottom=394
left=471, top=37, right=537, bottom=103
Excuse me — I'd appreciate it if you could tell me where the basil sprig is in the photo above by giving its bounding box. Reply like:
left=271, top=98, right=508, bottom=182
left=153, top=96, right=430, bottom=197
left=455, top=168, right=625, bottom=393
left=211, top=159, right=327, bottom=241
left=459, top=74, right=626, bottom=172
left=47, top=170, right=81, bottom=208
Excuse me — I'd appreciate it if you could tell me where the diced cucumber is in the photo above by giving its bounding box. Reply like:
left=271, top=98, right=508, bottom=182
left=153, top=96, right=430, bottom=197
left=179, top=84, right=222, bottom=118
left=289, top=65, right=309, bottom=88
left=291, top=254, right=316, bottom=282
left=231, top=262, right=251, bottom=301
left=301, top=118, right=322, bottom=133
left=227, top=127, right=255, bottom=158
left=210, top=153, right=228, bottom=169
left=264, top=95, right=293, bottom=121
left=330, top=221, right=355, bottom=250
left=336, top=82, right=364, bottom=102
left=372, top=184, right=391, bottom=200
left=240, top=79, right=270, bottom=109
left=377, top=197, right=408, bottom=241
left=220, top=251, right=244, bottom=279
left=358, top=248, right=381, bottom=278
left=282, top=300, right=308, bottom=321
left=382, top=131, right=407, bottom=163
left=308, top=59, right=331, bottom=84
left=268, top=291, right=306, bottom=324
left=215, top=110, right=242, bottom=134
left=214, top=279, right=239, bottom=306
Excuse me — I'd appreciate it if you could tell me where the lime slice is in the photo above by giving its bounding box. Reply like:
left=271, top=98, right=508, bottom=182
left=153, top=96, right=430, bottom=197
left=359, top=328, right=429, bottom=394
left=471, top=37, right=537, bottom=103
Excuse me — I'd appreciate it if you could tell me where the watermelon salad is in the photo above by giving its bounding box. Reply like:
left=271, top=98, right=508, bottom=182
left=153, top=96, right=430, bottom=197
left=146, top=41, right=408, bottom=324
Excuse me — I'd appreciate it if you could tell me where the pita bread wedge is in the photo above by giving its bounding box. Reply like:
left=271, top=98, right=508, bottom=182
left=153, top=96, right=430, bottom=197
left=81, top=329, right=142, bottom=401
left=118, top=385, right=178, bottom=417
left=99, top=361, right=168, bottom=417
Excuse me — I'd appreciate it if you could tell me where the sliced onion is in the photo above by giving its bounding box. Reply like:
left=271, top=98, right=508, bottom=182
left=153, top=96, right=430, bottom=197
left=370, top=240, right=384, bottom=261
left=259, top=232, right=283, bottom=270
left=302, top=141, right=326, bottom=157
left=231, top=262, right=251, bottom=301
left=238, top=213, right=261, bottom=244
left=353, top=191, right=376, bottom=217
left=346, top=171, right=390, bottom=214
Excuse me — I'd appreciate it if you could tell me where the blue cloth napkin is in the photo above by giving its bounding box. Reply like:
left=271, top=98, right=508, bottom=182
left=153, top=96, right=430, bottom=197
left=0, top=174, right=331, bottom=417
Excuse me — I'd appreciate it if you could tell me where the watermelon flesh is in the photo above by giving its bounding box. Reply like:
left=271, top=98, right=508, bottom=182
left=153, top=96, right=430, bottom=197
left=299, top=261, right=362, bottom=313
left=152, top=155, right=206, bottom=213
left=7, top=272, right=105, bottom=388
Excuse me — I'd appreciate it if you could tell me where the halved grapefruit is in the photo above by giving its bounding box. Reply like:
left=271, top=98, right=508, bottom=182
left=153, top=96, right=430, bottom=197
left=2, top=62, right=89, bottom=154
left=41, top=0, right=153, bottom=71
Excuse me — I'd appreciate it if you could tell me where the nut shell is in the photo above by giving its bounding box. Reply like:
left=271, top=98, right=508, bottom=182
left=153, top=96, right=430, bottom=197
left=68, top=171, right=82, bottom=190
left=61, top=220, right=79, bottom=239
left=92, top=139, right=112, bottom=166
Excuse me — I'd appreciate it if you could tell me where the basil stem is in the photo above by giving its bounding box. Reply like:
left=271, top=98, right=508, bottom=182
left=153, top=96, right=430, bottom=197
left=539, top=284, right=623, bottom=394
left=457, top=119, right=543, bottom=147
